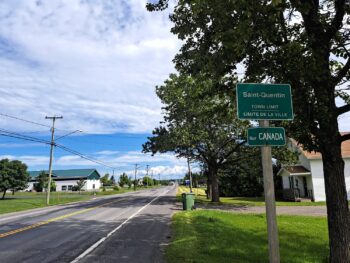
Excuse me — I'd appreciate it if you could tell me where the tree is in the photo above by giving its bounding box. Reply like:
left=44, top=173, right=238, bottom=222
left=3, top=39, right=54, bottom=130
left=0, top=159, right=29, bottom=199
left=36, top=171, right=56, bottom=192
left=219, top=150, right=263, bottom=197
left=147, top=1, right=350, bottom=261
left=110, top=175, right=116, bottom=185
left=119, top=173, right=130, bottom=187
left=100, top=174, right=111, bottom=186
left=142, top=176, right=154, bottom=187
left=76, top=178, right=86, bottom=194
left=143, top=74, right=251, bottom=202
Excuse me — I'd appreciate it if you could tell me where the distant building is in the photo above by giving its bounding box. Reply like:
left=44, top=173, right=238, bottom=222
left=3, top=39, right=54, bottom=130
left=278, top=138, right=350, bottom=201
left=26, top=169, right=101, bottom=192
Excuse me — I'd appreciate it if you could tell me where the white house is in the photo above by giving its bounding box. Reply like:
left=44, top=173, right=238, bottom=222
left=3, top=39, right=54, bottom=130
left=26, top=168, right=102, bottom=192
left=278, top=138, right=350, bottom=201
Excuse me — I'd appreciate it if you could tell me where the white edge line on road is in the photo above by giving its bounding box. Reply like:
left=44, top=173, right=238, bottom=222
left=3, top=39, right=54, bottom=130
left=70, top=188, right=170, bottom=263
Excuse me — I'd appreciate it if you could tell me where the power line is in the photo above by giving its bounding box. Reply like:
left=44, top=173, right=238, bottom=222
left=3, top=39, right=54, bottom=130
left=0, top=128, right=51, bottom=145
left=0, top=128, right=117, bottom=170
left=0, top=113, right=51, bottom=129
left=55, top=143, right=116, bottom=169
left=0, top=112, right=73, bottom=132
left=0, top=133, right=50, bottom=145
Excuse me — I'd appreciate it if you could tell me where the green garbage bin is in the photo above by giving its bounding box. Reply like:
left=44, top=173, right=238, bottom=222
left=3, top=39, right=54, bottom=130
left=181, top=192, right=195, bottom=211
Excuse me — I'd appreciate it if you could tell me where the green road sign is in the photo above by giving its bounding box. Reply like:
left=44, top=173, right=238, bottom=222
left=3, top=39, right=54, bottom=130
left=247, top=127, right=286, bottom=146
left=236, top=83, right=293, bottom=120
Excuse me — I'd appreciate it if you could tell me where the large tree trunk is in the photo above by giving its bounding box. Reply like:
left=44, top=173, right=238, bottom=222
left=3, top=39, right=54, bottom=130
left=309, top=38, right=350, bottom=261
left=321, top=139, right=350, bottom=263
left=206, top=178, right=212, bottom=200
left=208, top=166, right=220, bottom=202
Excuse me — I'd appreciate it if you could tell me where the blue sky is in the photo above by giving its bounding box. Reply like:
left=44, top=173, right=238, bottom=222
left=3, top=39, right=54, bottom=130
left=0, top=0, right=192, bottom=179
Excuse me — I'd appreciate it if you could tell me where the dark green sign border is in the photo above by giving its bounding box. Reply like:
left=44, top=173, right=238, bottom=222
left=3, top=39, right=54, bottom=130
left=236, top=83, right=294, bottom=120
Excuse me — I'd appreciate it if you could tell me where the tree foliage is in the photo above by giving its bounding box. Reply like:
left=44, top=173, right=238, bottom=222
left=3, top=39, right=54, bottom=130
left=143, top=74, right=251, bottom=201
left=34, top=171, right=56, bottom=192
left=119, top=173, right=131, bottom=187
left=101, top=173, right=113, bottom=186
left=0, top=159, right=29, bottom=199
left=147, top=1, right=350, bottom=261
left=142, top=176, right=154, bottom=186
left=76, top=178, right=86, bottom=194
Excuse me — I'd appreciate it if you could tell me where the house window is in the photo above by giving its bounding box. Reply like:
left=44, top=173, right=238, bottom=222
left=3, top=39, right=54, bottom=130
left=62, top=185, right=67, bottom=191
left=68, top=185, right=73, bottom=191
left=92, top=184, right=95, bottom=189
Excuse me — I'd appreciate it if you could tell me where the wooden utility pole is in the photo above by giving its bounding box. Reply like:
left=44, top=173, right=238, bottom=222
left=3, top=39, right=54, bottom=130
left=45, top=116, right=63, bottom=205
left=260, top=120, right=280, bottom=263
left=187, top=158, right=193, bottom=193
left=134, top=164, right=139, bottom=191
left=146, top=165, right=150, bottom=187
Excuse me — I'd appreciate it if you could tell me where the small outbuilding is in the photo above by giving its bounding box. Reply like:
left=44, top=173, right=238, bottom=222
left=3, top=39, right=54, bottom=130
left=26, top=168, right=101, bottom=192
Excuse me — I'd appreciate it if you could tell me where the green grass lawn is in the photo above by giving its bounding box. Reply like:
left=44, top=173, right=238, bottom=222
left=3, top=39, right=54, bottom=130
left=166, top=210, right=328, bottom=263
left=178, top=186, right=327, bottom=206
left=0, top=185, right=161, bottom=215
left=0, top=192, right=91, bottom=214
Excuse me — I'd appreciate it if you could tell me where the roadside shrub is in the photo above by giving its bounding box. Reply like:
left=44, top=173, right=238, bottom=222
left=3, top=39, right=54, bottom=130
left=33, top=183, right=42, bottom=192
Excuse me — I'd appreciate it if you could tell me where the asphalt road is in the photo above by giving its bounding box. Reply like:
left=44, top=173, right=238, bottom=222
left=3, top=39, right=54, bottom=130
left=0, top=185, right=177, bottom=263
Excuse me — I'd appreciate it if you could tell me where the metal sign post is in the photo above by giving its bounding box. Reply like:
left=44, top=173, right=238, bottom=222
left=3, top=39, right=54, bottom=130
left=260, top=120, right=280, bottom=263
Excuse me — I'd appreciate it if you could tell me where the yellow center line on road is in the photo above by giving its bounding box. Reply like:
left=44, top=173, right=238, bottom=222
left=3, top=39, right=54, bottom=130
left=0, top=197, right=127, bottom=239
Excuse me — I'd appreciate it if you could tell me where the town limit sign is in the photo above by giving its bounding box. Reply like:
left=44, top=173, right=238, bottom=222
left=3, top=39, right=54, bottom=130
left=236, top=83, right=293, bottom=120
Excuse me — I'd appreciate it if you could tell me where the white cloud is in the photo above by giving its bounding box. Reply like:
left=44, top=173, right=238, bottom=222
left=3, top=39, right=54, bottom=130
left=0, top=0, right=180, bottom=134
left=122, top=165, right=193, bottom=179
left=0, top=142, right=42, bottom=148
left=0, top=150, right=192, bottom=178
left=0, top=154, right=49, bottom=166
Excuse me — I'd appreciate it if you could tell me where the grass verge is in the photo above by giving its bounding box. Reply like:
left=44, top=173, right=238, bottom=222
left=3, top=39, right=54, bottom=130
left=0, top=193, right=91, bottom=214
left=177, top=186, right=326, bottom=206
left=166, top=210, right=328, bottom=263
left=0, top=185, right=161, bottom=215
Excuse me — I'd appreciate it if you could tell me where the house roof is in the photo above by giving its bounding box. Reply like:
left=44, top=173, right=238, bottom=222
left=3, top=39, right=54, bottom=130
left=28, top=169, right=101, bottom=180
left=290, top=134, right=350, bottom=159
left=277, top=165, right=311, bottom=176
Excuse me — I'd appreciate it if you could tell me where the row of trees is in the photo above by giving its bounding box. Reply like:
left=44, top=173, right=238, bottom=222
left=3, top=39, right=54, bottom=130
left=146, top=1, right=350, bottom=261
left=100, top=172, right=161, bottom=189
